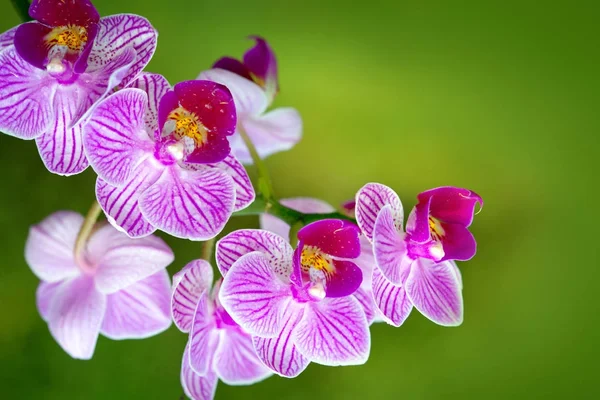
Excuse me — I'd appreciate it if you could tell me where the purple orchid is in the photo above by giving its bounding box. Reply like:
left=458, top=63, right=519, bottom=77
left=26, top=211, right=174, bottom=359
left=198, top=37, right=302, bottom=164
left=171, top=260, right=271, bottom=399
left=83, top=73, right=254, bottom=240
left=216, top=221, right=370, bottom=378
left=0, top=0, right=157, bottom=175
left=356, top=183, right=483, bottom=326
left=260, top=197, right=381, bottom=324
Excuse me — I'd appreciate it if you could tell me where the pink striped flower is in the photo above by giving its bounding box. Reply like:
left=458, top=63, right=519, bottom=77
left=83, top=73, right=254, bottom=240
left=26, top=211, right=173, bottom=359
left=356, top=183, right=483, bottom=326
left=216, top=221, right=370, bottom=378
left=260, top=197, right=382, bottom=324
left=199, top=37, right=302, bottom=164
left=171, top=260, right=271, bottom=400
left=0, top=0, right=157, bottom=175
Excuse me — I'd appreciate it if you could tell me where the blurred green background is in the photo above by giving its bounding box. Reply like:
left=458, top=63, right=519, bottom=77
left=0, top=0, right=597, bottom=398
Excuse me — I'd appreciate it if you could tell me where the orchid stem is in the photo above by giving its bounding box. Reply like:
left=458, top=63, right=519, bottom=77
left=74, top=201, right=103, bottom=261
left=238, top=127, right=274, bottom=201
left=11, top=0, right=31, bottom=22
left=200, top=238, right=215, bottom=262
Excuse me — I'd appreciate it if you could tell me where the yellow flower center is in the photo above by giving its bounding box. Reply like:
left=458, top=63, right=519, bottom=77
left=167, top=107, right=208, bottom=147
left=301, top=246, right=334, bottom=277
left=45, top=25, right=88, bottom=52
left=428, top=216, right=446, bottom=241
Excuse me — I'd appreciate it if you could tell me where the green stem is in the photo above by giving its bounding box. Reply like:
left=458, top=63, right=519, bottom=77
left=200, top=238, right=215, bottom=262
left=74, top=201, right=103, bottom=262
left=238, top=127, right=275, bottom=200
left=11, top=0, right=31, bottom=22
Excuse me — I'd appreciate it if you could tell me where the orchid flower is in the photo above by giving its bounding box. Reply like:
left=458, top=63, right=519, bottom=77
left=216, top=221, right=370, bottom=378
left=260, top=197, right=382, bottom=324
left=199, top=37, right=302, bottom=164
left=26, top=211, right=174, bottom=359
left=356, top=183, right=483, bottom=326
left=172, top=260, right=271, bottom=400
left=83, top=73, right=254, bottom=240
left=0, top=0, right=157, bottom=175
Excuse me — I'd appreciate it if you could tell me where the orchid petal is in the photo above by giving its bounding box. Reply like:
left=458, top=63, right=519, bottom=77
left=25, top=211, right=82, bottom=282
left=208, top=155, right=254, bottom=211
left=35, top=88, right=89, bottom=175
left=29, top=0, right=99, bottom=27
left=198, top=68, right=268, bottom=116
left=0, top=26, right=17, bottom=52
left=373, top=205, right=412, bottom=285
left=181, top=345, right=218, bottom=400
left=417, top=186, right=483, bottom=227
left=213, top=56, right=252, bottom=81
left=48, top=276, right=106, bottom=360
left=127, top=72, right=171, bottom=133
left=237, top=107, right=302, bottom=162
left=243, top=36, right=278, bottom=101
left=372, top=268, right=412, bottom=327
left=89, top=225, right=174, bottom=294
left=293, top=296, right=370, bottom=366
left=95, top=159, right=162, bottom=239
left=355, top=183, right=403, bottom=242
left=253, top=306, right=309, bottom=378
left=216, top=229, right=293, bottom=278
left=352, top=286, right=378, bottom=325
left=139, top=167, right=235, bottom=240
left=36, top=281, right=61, bottom=322
left=215, top=328, right=272, bottom=385
left=219, top=252, right=292, bottom=338
left=171, top=260, right=214, bottom=333
left=101, top=270, right=171, bottom=339
left=260, top=197, right=335, bottom=240
left=297, top=219, right=361, bottom=258
left=0, top=47, right=53, bottom=139
left=89, top=14, right=157, bottom=89
left=405, top=258, right=463, bottom=326
left=439, top=222, right=477, bottom=261
left=83, top=88, right=151, bottom=185
left=189, top=293, right=218, bottom=376
left=326, top=260, right=363, bottom=298
left=405, top=197, right=431, bottom=243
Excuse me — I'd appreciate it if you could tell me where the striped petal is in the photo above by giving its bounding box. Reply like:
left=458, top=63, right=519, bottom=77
left=101, top=270, right=171, bottom=339
left=189, top=293, right=218, bottom=375
left=83, top=88, right=152, bottom=185
left=139, top=167, right=235, bottom=240
left=355, top=183, right=403, bottom=242
left=214, top=328, right=272, bottom=385
left=36, top=281, right=61, bottom=322
left=0, top=47, right=53, bottom=139
left=219, top=252, right=291, bottom=338
left=181, top=345, right=218, bottom=400
left=372, top=268, right=412, bottom=327
left=95, top=159, right=163, bottom=239
left=373, top=205, right=411, bottom=285
left=171, top=260, right=214, bottom=333
left=127, top=72, right=171, bottom=134
left=208, top=155, right=254, bottom=211
left=352, top=287, right=378, bottom=325
left=0, top=26, right=16, bottom=52
left=293, top=296, right=370, bottom=366
left=252, top=306, right=309, bottom=378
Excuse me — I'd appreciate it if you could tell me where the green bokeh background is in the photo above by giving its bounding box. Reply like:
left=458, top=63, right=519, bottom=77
left=0, top=0, right=597, bottom=398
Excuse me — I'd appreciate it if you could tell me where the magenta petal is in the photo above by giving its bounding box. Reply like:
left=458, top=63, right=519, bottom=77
left=213, top=56, right=252, bottom=81
left=219, top=252, right=292, bottom=337
left=88, top=14, right=157, bottom=89
left=252, top=307, right=309, bottom=378
left=440, top=222, right=477, bottom=261
left=405, top=258, right=463, bottom=326
left=189, top=293, right=218, bottom=376
left=326, top=260, right=363, bottom=298
left=171, top=260, right=214, bottom=333
left=29, top=0, right=99, bottom=27
left=0, top=26, right=17, bottom=52
left=139, top=167, right=235, bottom=240
left=373, top=205, right=412, bottom=285
left=95, top=160, right=162, bottom=239
left=0, top=47, right=53, bottom=139
left=174, top=80, right=237, bottom=137
left=127, top=73, right=171, bottom=134
left=83, top=88, right=151, bottom=185
left=243, top=36, right=278, bottom=100
left=37, top=281, right=61, bottom=322
left=260, top=197, right=335, bottom=241
left=89, top=225, right=174, bottom=294
left=157, top=90, right=178, bottom=134
left=181, top=345, right=218, bottom=400
left=13, top=22, right=51, bottom=70
left=216, top=229, right=293, bottom=277
left=208, top=155, right=255, bottom=211
left=352, top=287, right=378, bottom=325
left=184, top=133, right=231, bottom=165
left=418, top=186, right=483, bottom=227
left=293, top=296, right=370, bottom=366
left=101, top=270, right=171, bottom=339
left=355, top=183, right=403, bottom=242
left=48, top=276, right=106, bottom=360
left=298, top=219, right=361, bottom=259
left=405, top=197, right=432, bottom=243
left=25, top=211, right=82, bottom=282
left=215, top=328, right=272, bottom=385
left=372, top=268, right=412, bottom=327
